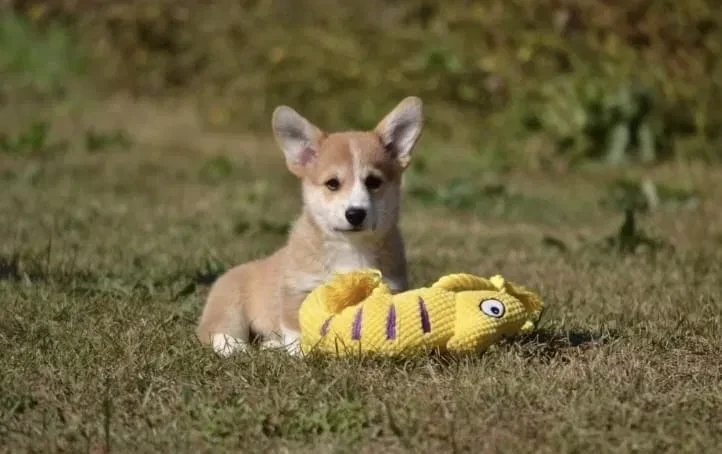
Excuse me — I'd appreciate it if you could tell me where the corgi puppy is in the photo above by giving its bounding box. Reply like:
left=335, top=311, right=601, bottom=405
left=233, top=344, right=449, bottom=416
left=195, top=97, right=424, bottom=356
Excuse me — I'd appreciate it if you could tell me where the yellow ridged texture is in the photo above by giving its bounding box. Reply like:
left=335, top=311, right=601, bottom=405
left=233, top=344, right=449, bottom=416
left=299, top=269, right=546, bottom=357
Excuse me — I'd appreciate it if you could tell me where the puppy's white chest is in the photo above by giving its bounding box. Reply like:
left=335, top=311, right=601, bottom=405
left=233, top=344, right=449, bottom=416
left=327, top=242, right=405, bottom=292
left=292, top=241, right=378, bottom=293
left=326, top=241, right=377, bottom=274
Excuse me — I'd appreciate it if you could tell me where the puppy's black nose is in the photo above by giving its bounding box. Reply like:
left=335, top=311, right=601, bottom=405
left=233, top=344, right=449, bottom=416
left=345, top=208, right=367, bottom=227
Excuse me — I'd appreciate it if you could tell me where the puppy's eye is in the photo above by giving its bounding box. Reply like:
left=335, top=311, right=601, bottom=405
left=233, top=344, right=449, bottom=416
left=325, top=178, right=341, bottom=191
left=365, top=175, right=383, bottom=190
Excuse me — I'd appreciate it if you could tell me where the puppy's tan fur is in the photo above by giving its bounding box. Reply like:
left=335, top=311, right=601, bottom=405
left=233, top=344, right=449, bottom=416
left=196, top=97, right=424, bottom=356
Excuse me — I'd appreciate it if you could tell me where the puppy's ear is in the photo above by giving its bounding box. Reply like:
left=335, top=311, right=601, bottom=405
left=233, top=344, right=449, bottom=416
left=375, top=96, right=423, bottom=169
left=272, top=106, right=325, bottom=177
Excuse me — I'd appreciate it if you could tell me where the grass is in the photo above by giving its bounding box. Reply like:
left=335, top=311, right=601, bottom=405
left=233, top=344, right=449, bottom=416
left=1, top=97, right=721, bottom=454
left=1, top=5, right=721, bottom=453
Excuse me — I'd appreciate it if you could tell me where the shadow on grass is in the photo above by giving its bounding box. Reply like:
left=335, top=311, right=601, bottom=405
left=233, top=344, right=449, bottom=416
left=508, top=327, right=620, bottom=362
left=295, top=327, right=619, bottom=372
left=169, top=261, right=227, bottom=301
left=524, top=328, right=614, bottom=347
left=410, top=327, right=621, bottom=368
left=0, top=251, right=98, bottom=285
left=0, top=253, right=21, bottom=281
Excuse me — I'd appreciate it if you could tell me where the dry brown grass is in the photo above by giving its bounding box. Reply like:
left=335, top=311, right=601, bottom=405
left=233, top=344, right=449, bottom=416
left=1, top=97, right=721, bottom=453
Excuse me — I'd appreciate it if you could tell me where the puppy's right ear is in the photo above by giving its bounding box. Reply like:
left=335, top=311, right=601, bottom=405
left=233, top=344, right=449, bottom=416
left=272, top=106, right=325, bottom=177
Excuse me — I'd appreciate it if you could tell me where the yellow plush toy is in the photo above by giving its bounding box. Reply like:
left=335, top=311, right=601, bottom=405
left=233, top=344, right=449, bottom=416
left=299, top=269, right=544, bottom=356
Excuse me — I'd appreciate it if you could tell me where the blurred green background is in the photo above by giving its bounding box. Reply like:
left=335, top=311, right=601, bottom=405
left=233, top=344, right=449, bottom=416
left=2, top=0, right=720, bottom=167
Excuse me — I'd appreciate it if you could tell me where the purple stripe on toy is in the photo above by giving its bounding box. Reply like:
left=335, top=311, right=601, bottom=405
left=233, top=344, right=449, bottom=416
left=320, top=315, right=334, bottom=336
left=351, top=307, right=363, bottom=340
left=418, top=297, right=431, bottom=333
left=386, top=304, right=397, bottom=340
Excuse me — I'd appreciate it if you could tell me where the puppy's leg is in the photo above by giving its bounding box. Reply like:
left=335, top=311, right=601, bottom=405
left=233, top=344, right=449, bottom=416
left=211, top=333, right=247, bottom=357
left=280, top=293, right=305, bottom=356
left=281, top=325, right=302, bottom=356
left=253, top=326, right=295, bottom=352
left=196, top=266, right=251, bottom=357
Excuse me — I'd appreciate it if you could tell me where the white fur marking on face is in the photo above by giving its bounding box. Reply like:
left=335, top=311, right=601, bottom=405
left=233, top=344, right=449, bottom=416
left=347, top=139, right=372, bottom=225
left=211, top=333, right=247, bottom=357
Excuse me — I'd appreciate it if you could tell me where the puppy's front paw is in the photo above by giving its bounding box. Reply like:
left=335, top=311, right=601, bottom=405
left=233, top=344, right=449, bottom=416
left=284, top=341, right=303, bottom=356
left=211, top=333, right=247, bottom=357
left=260, top=338, right=284, bottom=350
left=281, top=327, right=303, bottom=357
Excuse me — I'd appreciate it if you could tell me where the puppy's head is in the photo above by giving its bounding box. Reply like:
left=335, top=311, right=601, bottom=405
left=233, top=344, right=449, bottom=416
left=271, top=97, right=423, bottom=237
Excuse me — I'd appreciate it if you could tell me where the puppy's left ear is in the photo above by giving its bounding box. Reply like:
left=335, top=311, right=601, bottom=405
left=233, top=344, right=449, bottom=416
left=375, top=96, right=424, bottom=169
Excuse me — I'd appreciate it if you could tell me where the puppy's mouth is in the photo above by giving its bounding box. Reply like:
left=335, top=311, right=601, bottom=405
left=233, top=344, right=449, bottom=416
left=334, top=226, right=368, bottom=233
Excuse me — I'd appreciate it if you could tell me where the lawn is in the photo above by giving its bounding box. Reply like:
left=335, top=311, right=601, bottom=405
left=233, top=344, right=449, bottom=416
left=2, top=3, right=722, bottom=452
left=1, top=96, right=721, bottom=454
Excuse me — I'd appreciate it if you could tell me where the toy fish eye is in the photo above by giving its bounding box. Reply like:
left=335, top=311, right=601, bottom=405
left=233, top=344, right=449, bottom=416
left=480, top=299, right=505, bottom=318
